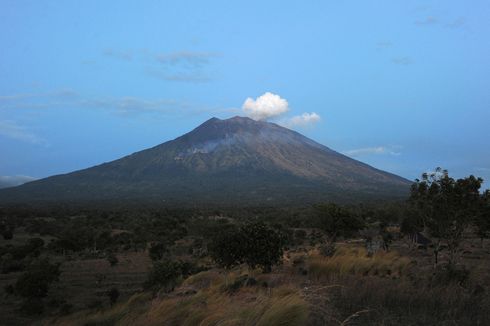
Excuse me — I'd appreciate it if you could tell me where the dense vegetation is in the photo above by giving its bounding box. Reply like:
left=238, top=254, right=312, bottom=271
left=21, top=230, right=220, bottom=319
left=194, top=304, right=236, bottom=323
left=0, top=169, right=489, bottom=325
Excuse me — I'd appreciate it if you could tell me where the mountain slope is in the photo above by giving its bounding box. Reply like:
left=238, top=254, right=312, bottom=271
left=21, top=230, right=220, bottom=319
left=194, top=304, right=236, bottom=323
left=0, top=116, right=411, bottom=206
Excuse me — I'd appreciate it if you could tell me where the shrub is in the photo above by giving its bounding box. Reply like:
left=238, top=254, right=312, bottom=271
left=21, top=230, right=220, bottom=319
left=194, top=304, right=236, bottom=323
left=87, top=299, right=103, bottom=310
left=2, top=229, right=13, bottom=240
left=59, top=303, right=73, bottom=315
left=20, top=297, right=44, bottom=315
left=106, top=252, right=118, bottom=267
left=294, top=229, right=307, bottom=244
left=240, top=221, right=285, bottom=273
left=4, top=283, right=14, bottom=295
left=15, top=259, right=60, bottom=298
left=145, top=259, right=182, bottom=292
left=108, top=288, right=120, bottom=306
left=208, top=225, right=245, bottom=270
left=432, top=264, right=470, bottom=286
left=148, top=242, right=167, bottom=261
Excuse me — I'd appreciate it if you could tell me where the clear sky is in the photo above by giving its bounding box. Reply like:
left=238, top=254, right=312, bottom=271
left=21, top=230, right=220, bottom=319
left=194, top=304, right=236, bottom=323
left=1, top=0, right=489, bottom=188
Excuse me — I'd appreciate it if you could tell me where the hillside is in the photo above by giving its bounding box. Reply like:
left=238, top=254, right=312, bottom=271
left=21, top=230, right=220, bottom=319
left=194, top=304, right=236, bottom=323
left=0, top=116, right=410, bottom=206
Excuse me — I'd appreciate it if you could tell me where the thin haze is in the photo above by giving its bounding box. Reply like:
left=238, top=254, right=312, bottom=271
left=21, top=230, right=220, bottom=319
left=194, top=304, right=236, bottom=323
left=0, top=1, right=489, bottom=188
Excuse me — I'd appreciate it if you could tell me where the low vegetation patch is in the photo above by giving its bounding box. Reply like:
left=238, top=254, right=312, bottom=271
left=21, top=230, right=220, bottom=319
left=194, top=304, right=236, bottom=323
left=308, top=245, right=411, bottom=280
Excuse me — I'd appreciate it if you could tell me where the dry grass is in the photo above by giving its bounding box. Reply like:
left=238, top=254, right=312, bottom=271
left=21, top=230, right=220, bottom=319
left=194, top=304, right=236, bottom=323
left=51, top=270, right=308, bottom=326
left=308, top=245, right=411, bottom=280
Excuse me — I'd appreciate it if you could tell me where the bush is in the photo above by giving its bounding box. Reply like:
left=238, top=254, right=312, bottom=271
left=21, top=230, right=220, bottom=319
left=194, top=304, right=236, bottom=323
left=319, top=243, right=336, bottom=257
left=208, top=225, right=245, bottom=270
left=432, top=264, right=470, bottom=286
left=2, top=229, right=13, bottom=240
left=59, top=303, right=73, bottom=315
left=145, top=259, right=182, bottom=292
left=15, top=259, right=60, bottom=298
left=4, top=283, right=14, bottom=295
left=87, top=299, right=103, bottom=310
left=107, top=288, right=120, bottom=306
left=209, top=222, right=285, bottom=273
left=20, top=297, right=44, bottom=315
left=1, top=257, right=25, bottom=274
left=149, top=242, right=167, bottom=261
left=294, top=229, right=307, bottom=245
left=107, top=252, right=118, bottom=267
left=240, top=221, right=285, bottom=273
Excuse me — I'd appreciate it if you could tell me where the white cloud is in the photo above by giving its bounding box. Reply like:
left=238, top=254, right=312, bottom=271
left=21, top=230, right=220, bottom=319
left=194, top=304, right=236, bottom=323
left=0, top=120, right=46, bottom=145
left=283, top=112, right=321, bottom=128
left=242, top=92, right=289, bottom=121
left=343, top=146, right=402, bottom=157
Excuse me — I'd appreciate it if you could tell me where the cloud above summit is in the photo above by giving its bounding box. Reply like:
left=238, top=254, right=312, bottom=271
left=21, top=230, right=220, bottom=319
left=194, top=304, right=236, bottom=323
left=242, top=92, right=289, bottom=121
left=241, top=92, right=321, bottom=128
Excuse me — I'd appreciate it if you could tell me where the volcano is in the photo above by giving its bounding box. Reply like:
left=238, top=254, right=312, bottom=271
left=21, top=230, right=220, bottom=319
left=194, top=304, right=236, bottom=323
left=0, top=116, right=411, bottom=206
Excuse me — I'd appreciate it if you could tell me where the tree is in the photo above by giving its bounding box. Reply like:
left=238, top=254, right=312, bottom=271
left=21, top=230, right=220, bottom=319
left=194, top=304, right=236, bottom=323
left=409, top=168, right=483, bottom=265
left=240, top=221, right=285, bottom=273
left=208, top=225, right=245, bottom=271
left=15, top=259, right=60, bottom=298
left=107, top=287, right=120, bottom=306
left=209, top=222, right=285, bottom=274
left=145, top=259, right=182, bottom=292
left=475, top=190, right=490, bottom=246
left=106, top=252, right=118, bottom=267
left=148, top=242, right=167, bottom=261
left=317, top=203, right=364, bottom=255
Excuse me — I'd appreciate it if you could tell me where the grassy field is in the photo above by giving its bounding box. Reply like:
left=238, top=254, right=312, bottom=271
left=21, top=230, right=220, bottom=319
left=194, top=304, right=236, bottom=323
left=2, top=224, right=490, bottom=326
left=42, top=238, right=490, bottom=326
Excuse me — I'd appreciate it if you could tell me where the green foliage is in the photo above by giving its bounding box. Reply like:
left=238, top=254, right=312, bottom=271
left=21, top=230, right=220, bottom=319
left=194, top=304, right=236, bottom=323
left=210, top=222, right=285, bottom=273
left=59, top=302, right=73, bottom=315
left=409, top=168, right=483, bottom=264
left=15, top=258, right=60, bottom=298
left=4, top=283, right=14, bottom=295
left=145, top=259, right=183, bottom=291
left=208, top=225, right=245, bottom=270
left=148, top=242, right=167, bottom=261
left=106, top=252, right=118, bottom=266
left=2, top=228, right=13, bottom=240
left=432, top=264, right=470, bottom=287
left=107, top=287, right=120, bottom=306
left=20, top=297, right=44, bottom=315
left=475, top=190, right=490, bottom=243
left=240, top=221, right=285, bottom=273
left=316, top=203, right=364, bottom=242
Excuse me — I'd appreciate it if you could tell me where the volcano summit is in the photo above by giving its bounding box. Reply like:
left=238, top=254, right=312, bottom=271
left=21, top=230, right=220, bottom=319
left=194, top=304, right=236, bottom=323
left=0, top=116, right=410, bottom=206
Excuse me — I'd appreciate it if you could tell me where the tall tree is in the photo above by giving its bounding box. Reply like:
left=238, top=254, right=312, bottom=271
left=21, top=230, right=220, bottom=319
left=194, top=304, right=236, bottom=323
left=409, top=168, right=483, bottom=265
left=475, top=190, right=490, bottom=247
left=317, top=203, right=364, bottom=245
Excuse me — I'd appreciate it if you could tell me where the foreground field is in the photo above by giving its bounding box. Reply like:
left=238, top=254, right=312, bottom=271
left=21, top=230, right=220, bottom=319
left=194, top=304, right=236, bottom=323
left=44, top=239, right=490, bottom=326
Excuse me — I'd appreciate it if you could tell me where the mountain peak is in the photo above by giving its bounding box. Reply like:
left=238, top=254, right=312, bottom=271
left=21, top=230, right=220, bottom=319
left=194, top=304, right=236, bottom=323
left=0, top=116, right=410, bottom=206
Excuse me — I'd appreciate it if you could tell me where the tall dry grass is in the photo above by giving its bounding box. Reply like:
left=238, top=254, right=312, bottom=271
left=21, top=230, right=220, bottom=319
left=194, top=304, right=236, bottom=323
left=308, top=245, right=410, bottom=280
left=50, top=270, right=308, bottom=326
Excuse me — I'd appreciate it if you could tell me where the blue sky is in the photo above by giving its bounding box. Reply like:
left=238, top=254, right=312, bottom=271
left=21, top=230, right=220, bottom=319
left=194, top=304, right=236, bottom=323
left=1, top=0, right=489, bottom=188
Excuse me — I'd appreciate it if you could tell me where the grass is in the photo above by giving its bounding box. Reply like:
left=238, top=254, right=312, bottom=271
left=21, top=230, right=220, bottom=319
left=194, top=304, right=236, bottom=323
left=47, top=243, right=489, bottom=326
left=328, top=275, right=489, bottom=325
left=51, top=270, right=308, bottom=326
left=308, top=245, right=411, bottom=280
